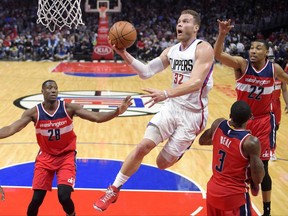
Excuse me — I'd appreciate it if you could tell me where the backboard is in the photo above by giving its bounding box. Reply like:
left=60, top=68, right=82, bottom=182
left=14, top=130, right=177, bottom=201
left=85, top=0, right=122, bottom=13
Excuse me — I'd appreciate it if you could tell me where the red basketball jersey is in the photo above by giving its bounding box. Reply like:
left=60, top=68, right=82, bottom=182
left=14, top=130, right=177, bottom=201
left=236, top=60, right=275, bottom=117
left=207, top=120, right=251, bottom=210
left=35, top=100, right=77, bottom=155
left=272, top=78, right=282, bottom=100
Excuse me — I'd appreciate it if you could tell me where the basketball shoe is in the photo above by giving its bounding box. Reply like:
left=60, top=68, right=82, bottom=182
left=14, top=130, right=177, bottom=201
left=270, top=150, right=277, bottom=161
left=93, top=185, right=119, bottom=211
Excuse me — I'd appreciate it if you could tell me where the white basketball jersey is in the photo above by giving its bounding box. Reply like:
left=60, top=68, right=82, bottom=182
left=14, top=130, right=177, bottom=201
left=167, top=39, right=213, bottom=110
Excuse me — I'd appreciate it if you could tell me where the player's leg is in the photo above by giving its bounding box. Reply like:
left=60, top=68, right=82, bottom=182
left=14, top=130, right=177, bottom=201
left=93, top=124, right=161, bottom=211
left=27, top=189, right=47, bottom=216
left=27, top=155, right=54, bottom=216
left=270, top=109, right=279, bottom=161
left=156, top=107, right=205, bottom=169
left=56, top=151, right=76, bottom=216
left=119, top=129, right=160, bottom=177
left=270, top=123, right=278, bottom=161
left=261, top=160, right=272, bottom=216
left=156, top=138, right=193, bottom=169
left=247, top=114, right=274, bottom=216
left=261, top=113, right=275, bottom=216
left=58, top=184, right=75, bottom=216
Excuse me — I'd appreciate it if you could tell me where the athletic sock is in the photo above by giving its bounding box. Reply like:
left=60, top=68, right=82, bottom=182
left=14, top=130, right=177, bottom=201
left=112, top=172, right=130, bottom=188
left=263, top=201, right=271, bottom=216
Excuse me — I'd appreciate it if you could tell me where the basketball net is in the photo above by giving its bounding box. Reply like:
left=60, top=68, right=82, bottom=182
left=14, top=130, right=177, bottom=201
left=99, top=6, right=108, bottom=18
left=37, top=0, right=85, bottom=32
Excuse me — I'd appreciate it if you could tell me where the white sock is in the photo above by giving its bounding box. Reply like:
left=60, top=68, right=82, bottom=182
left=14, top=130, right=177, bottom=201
left=112, top=172, right=130, bottom=188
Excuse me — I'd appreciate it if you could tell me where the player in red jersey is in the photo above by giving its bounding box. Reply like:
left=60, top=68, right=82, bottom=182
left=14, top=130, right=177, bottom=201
left=199, top=100, right=265, bottom=216
left=214, top=19, right=288, bottom=216
left=0, top=80, right=132, bottom=216
left=270, top=77, right=288, bottom=161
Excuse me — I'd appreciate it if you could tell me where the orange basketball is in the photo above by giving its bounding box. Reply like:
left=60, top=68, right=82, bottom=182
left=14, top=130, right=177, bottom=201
left=109, top=21, right=137, bottom=49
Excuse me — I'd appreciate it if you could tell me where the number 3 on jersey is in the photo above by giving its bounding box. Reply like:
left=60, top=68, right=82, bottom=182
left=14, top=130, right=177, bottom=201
left=216, top=150, right=226, bottom=172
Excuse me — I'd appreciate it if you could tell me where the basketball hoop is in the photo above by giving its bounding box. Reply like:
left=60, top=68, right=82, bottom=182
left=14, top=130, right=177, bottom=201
left=37, top=0, right=85, bottom=32
left=99, top=6, right=108, bottom=18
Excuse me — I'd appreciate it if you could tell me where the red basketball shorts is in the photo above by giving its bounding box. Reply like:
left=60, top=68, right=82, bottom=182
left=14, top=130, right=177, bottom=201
left=247, top=113, right=275, bottom=160
left=32, top=150, right=76, bottom=191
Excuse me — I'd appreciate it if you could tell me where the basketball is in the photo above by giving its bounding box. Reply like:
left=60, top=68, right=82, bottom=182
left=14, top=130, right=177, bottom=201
left=108, top=21, right=137, bottom=49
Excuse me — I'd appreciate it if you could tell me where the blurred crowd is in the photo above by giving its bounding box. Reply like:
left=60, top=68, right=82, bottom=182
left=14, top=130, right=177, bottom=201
left=0, top=0, right=287, bottom=68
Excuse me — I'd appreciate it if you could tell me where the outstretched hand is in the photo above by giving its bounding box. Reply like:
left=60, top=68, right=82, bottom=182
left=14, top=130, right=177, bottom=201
left=217, top=19, right=234, bottom=34
left=0, top=186, right=5, bottom=201
left=118, top=96, right=133, bottom=115
left=142, top=88, right=167, bottom=108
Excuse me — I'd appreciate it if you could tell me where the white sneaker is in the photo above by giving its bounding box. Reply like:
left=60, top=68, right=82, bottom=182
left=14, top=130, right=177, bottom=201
left=270, top=152, right=277, bottom=161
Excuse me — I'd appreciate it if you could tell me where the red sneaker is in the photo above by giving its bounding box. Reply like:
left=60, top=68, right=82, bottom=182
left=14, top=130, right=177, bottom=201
left=93, top=185, right=119, bottom=211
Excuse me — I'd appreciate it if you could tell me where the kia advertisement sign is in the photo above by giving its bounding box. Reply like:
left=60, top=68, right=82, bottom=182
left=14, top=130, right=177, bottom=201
left=94, top=45, right=113, bottom=56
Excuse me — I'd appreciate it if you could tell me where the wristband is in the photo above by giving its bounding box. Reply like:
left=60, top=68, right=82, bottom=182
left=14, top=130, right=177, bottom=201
left=163, top=90, right=168, bottom=99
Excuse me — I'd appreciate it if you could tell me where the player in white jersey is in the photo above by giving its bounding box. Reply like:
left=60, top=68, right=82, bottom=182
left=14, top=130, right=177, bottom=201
left=94, top=9, right=214, bottom=211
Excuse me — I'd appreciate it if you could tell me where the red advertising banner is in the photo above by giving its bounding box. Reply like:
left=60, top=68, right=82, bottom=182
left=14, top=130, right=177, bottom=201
left=92, top=10, right=114, bottom=60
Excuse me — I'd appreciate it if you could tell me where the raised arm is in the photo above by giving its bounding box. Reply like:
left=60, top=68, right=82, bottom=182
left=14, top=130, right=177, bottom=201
left=0, top=108, right=35, bottom=139
left=198, top=118, right=225, bottom=145
left=214, top=19, right=246, bottom=70
left=70, top=96, right=132, bottom=123
left=109, top=42, right=170, bottom=80
left=242, top=135, right=265, bottom=185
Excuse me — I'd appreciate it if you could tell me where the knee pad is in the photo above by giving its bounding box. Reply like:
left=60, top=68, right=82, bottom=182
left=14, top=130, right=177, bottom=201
left=261, top=160, right=272, bottom=191
left=144, top=124, right=163, bottom=145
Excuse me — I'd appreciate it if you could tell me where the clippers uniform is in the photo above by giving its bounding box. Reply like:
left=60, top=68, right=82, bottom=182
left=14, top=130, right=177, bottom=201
left=207, top=120, right=252, bottom=215
left=149, top=39, right=214, bottom=156
left=236, top=60, right=276, bottom=160
left=33, top=100, right=77, bottom=191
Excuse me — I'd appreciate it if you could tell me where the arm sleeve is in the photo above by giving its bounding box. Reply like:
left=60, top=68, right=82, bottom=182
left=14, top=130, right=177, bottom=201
left=130, top=57, right=165, bottom=79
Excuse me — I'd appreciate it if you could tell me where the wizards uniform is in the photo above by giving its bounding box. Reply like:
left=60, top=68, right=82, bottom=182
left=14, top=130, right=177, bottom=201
left=33, top=100, right=77, bottom=190
left=236, top=60, right=276, bottom=160
left=207, top=120, right=252, bottom=215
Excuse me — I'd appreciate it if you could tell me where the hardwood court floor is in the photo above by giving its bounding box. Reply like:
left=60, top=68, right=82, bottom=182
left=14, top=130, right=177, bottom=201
left=0, top=61, right=287, bottom=215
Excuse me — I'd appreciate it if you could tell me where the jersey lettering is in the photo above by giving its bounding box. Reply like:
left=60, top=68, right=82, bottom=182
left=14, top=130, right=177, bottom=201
left=170, top=58, right=193, bottom=72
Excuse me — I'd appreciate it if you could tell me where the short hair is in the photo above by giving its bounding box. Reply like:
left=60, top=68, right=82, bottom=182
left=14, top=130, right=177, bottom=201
left=230, top=100, right=252, bottom=126
left=252, top=39, right=269, bottom=50
left=181, top=9, right=201, bottom=27
left=42, top=80, right=56, bottom=89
